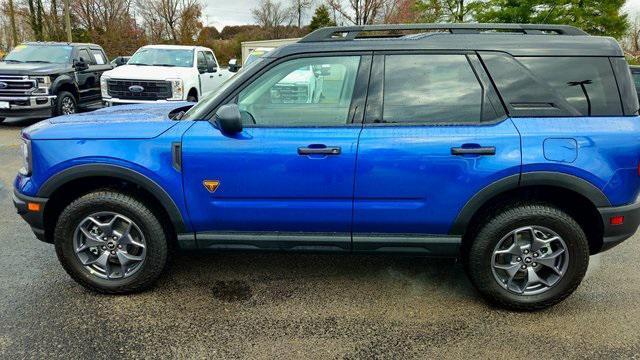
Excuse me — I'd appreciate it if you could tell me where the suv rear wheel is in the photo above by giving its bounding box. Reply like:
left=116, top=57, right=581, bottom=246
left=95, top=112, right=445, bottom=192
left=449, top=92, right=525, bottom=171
left=466, top=203, right=589, bottom=311
left=54, top=190, right=168, bottom=294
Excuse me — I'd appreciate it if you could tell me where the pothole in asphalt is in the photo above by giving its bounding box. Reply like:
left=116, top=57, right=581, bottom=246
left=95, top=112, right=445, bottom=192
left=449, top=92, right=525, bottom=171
left=212, top=280, right=253, bottom=302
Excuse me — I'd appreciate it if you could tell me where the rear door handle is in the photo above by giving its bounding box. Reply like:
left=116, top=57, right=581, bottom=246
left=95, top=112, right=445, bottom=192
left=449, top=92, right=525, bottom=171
left=298, top=146, right=341, bottom=155
left=451, top=146, right=496, bottom=155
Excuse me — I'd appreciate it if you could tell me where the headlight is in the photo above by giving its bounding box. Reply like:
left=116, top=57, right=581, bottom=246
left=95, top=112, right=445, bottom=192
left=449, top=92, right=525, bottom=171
left=29, top=76, right=51, bottom=95
left=167, top=79, right=183, bottom=100
left=19, top=137, right=32, bottom=176
left=101, top=76, right=110, bottom=98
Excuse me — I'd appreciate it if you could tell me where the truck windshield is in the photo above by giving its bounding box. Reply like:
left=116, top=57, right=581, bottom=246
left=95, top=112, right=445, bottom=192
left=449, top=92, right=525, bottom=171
left=4, top=44, right=72, bottom=63
left=128, top=48, right=194, bottom=67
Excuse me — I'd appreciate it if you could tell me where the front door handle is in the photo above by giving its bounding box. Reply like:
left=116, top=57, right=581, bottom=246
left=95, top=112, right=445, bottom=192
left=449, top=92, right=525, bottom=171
left=298, top=145, right=341, bottom=155
left=451, top=146, right=496, bottom=156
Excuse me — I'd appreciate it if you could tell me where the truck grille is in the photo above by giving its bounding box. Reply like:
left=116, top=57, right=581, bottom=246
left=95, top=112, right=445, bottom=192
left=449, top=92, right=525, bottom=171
left=107, top=79, right=172, bottom=101
left=0, top=75, right=37, bottom=96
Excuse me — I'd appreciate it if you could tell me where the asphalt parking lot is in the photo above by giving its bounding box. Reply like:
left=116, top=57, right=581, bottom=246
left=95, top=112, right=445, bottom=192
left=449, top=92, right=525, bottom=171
left=0, top=119, right=639, bottom=359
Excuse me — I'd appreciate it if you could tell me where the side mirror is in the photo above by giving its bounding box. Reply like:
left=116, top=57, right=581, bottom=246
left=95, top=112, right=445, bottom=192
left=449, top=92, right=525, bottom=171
left=207, top=59, right=217, bottom=73
left=228, top=59, right=240, bottom=73
left=212, top=104, right=242, bottom=134
left=74, top=58, right=88, bottom=70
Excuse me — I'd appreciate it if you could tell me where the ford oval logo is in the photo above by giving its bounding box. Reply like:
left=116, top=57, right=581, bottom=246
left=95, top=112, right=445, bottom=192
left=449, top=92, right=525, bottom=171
left=0, top=82, right=8, bottom=89
left=128, top=85, right=144, bottom=93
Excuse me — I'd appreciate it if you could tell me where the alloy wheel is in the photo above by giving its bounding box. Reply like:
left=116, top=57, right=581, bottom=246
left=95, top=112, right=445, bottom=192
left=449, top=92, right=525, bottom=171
left=61, top=96, right=76, bottom=115
left=491, top=226, right=569, bottom=295
left=73, top=212, right=146, bottom=280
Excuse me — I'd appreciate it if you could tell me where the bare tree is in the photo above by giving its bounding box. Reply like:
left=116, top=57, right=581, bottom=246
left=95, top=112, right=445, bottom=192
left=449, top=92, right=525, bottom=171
left=326, top=0, right=387, bottom=25
left=136, top=0, right=202, bottom=43
left=7, top=0, right=19, bottom=46
left=289, top=0, right=312, bottom=28
left=251, top=0, right=291, bottom=36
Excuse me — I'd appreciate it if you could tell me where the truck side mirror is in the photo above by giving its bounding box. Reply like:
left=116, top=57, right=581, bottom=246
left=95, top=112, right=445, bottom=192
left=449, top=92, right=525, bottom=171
left=212, top=104, right=243, bottom=134
left=207, top=59, right=217, bottom=73
left=228, top=59, right=240, bottom=73
left=74, top=58, right=88, bottom=70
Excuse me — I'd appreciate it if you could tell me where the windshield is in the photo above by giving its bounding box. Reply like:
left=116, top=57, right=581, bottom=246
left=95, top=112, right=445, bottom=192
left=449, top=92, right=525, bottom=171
left=183, top=57, right=266, bottom=120
left=4, top=44, right=72, bottom=63
left=128, top=48, right=193, bottom=67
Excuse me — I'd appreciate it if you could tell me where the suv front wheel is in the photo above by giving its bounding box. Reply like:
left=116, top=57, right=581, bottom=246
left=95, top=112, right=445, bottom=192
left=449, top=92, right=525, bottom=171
left=466, top=203, right=590, bottom=311
left=54, top=190, right=168, bottom=294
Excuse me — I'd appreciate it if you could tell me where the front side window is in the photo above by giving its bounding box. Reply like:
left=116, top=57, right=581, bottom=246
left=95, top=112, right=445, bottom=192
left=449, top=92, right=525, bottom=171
left=79, top=49, right=95, bottom=65
left=204, top=52, right=217, bottom=68
left=197, top=51, right=207, bottom=70
left=383, top=54, right=483, bottom=124
left=237, top=56, right=360, bottom=126
left=128, top=48, right=194, bottom=67
left=4, top=44, right=72, bottom=64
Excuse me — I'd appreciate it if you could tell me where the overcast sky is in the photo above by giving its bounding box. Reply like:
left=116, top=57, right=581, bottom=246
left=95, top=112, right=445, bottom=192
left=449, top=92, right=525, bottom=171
left=204, top=0, right=640, bottom=30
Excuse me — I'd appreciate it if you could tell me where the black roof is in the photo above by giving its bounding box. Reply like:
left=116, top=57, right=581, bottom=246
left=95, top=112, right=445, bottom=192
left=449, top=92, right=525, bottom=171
left=268, top=23, right=623, bottom=58
left=22, top=41, right=102, bottom=48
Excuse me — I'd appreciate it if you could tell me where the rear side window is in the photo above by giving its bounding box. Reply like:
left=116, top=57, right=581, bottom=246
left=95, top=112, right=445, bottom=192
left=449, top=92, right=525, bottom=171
left=91, top=49, right=106, bottom=65
left=383, top=54, right=483, bottom=124
left=517, top=57, right=622, bottom=116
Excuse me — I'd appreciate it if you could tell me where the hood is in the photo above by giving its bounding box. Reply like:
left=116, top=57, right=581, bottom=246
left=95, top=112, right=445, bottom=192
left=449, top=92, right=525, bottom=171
left=24, top=102, right=192, bottom=140
left=104, top=64, right=194, bottom=80
left=0, top=61, right=72, bottom=76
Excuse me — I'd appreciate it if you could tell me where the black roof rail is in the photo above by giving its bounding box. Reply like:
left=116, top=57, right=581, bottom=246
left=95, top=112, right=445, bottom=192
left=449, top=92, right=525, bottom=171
left=299, top=23, right=588, bottom=42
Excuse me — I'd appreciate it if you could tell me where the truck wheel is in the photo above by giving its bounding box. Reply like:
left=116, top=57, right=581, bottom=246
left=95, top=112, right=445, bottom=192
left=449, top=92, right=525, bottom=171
left=54, top=91, right=77, bottom=116
left=465, top=203, right=589, bottom=311
left=54, top=190, right=168, bottom=294
left=187, top=94, right=197, bottom=102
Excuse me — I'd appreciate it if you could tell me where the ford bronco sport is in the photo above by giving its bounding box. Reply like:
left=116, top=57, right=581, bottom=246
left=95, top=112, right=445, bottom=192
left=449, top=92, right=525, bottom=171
left=13, top=24, right=640, bottom=310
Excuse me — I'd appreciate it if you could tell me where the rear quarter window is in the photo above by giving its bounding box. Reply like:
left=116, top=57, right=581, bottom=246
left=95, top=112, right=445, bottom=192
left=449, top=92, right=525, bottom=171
left=517, top=57, right=622, bottom=116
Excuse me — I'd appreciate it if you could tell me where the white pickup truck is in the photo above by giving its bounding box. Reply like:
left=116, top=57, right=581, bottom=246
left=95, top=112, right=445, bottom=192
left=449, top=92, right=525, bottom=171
left=101, top=45, right=236, bottom=105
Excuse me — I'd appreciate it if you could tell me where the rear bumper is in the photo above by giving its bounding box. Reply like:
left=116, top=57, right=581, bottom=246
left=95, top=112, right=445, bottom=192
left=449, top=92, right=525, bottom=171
left=12, top=189, right=49, bottom=242
left=0, top=95, right=55, bottom=119
left=598, top=200, right=640, bottom=252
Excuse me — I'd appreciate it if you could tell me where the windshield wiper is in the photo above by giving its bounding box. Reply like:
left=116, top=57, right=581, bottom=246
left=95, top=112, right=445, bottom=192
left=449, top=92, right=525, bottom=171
left=153, top=64, right=176, bottom=67
left=129, top=63, right=150, bottom=66
left=25, top=60, right=51, bottom=63
left=3, top=59, right=23, bottom=63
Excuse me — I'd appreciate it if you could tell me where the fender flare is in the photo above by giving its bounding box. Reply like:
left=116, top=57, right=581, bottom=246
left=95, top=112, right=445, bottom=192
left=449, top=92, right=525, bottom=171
left=38, top=164, right=187, bottom=233
left=449, top=171, right=610, bottom=235
left=51, top=74, right=80, bottom=97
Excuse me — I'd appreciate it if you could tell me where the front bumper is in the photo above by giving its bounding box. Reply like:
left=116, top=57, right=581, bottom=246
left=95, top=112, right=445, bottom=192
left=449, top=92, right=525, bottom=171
left=12, top=189, right=48, bottom=242
left=0, top=95, right=55, bottom=118
left=598, top=200, right=640, bottom=252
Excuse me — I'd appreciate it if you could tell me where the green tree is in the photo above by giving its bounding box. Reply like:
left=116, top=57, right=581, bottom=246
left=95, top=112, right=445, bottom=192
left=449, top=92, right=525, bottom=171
left=309, top=5, right=336, bottom=32
left=474, top=0, right=628, bottom=38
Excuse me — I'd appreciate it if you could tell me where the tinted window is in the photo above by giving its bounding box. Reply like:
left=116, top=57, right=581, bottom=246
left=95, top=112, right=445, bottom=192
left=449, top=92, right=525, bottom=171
left=78, top=49, right=95, bottom=65
left=383, top=54, right=483, bottom=124
left=631, top=69, right=640, bottom=89
left=518, top=57, right=622, bottom=116
left=204, top=52, right=216, bottom=67
left=197, top=52, right=206, bottom=69
left=237, top=56, right=360, bottom=126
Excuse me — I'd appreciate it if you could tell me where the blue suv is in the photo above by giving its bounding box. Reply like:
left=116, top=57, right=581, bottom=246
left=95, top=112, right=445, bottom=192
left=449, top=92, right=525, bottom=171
left=13, top=24, right=640, bottom=310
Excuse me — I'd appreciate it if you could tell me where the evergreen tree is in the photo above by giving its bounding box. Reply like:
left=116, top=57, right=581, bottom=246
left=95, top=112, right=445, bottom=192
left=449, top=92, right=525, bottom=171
left=309, top=5, right=336, bottom=32
left=474, top=0, right=628, bottom=39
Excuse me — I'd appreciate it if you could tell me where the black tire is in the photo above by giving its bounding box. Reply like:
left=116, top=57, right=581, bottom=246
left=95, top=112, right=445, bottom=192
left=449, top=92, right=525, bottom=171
left=465, top=203, right=589, bottom=311
left=54, top=91, right=77, bottom=116
left=54, top=190, right=168, bottom=294
left=187, top=94, right=198, bottom=102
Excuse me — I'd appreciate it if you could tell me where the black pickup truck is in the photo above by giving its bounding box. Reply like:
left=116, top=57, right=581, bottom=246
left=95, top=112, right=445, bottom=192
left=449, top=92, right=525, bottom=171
left=0, top=42, right=112, bottom=121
